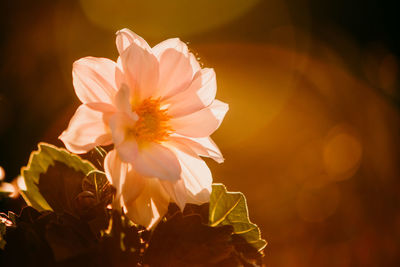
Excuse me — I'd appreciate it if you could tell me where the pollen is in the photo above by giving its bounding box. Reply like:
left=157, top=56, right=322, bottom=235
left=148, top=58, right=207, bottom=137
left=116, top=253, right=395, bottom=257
left=127, top=98, right=172, bottom=143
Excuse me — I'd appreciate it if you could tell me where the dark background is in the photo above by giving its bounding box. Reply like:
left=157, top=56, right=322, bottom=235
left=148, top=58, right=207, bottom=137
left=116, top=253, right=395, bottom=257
left=1, top=0, right=400, bottom=266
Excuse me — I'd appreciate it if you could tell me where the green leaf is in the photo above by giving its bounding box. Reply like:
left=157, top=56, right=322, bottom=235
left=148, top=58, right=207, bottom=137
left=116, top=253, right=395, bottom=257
left=209, top=183, right=267, bottom=252
left=21, top=142, right=96, bottom=212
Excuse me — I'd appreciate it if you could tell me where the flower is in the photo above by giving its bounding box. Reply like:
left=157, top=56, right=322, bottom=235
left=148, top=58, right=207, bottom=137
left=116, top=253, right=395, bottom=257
left=59, top=29, right=228, bottom=228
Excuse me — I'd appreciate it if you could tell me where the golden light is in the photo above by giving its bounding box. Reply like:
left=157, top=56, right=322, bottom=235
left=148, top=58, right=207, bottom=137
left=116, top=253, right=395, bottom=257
left=0, top=166, right=4, bottom=181
left=323, top=124, right=363, bottom=181
left=296, top=182, right=341, bottom=222
left=79, top=0, right=261, bottom=38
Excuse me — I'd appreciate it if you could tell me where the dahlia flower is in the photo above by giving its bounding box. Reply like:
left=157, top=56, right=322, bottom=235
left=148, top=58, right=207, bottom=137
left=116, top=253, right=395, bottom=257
left=59, top=29, right=228, bottom=228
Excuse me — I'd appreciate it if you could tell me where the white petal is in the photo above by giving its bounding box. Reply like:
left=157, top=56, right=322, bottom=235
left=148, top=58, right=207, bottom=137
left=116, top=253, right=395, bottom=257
left=133, top=143, right=181, bottom=181
left=189, top=52, right=201, bottom=74
left=161, top=180, right=187, bottom=210
left=113, top=84, right=139, bottom=121
left=124, top=177, right=170, bottom=229
left=104, top=149, right=127, bottom=199
left=169, top=135, right=224, bottom=163
left=163, top=141, right=212, bottom=208
left=72, top=57, right=119, bottom=104
left=108, top=112, right=138, bottom=163
left=169, top=100, right=229, bottom=138
left=120, top=41, right=159, bottom=103
left=59, top=104, right=113, bottom=153
left=121, top=168, right=146, bottom=208
left=164, top=68, right=216, bottom=117
left=105, top=150, right=145, bottom=209
left=116, top=28, right=151, bottom=55
left=152, top=38, right=193, bottom=99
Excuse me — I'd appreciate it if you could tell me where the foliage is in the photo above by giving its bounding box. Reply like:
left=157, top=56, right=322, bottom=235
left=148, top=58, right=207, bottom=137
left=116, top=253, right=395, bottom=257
left=0, top=143, right=266, bottom=266
left=21, top=143, right=96, bottom=211
left=209, top=184, right=267, bottom=252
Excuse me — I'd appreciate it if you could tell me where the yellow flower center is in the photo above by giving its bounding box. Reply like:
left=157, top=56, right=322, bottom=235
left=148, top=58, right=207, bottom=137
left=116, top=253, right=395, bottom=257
left=127, top=98, right=171, bottom=144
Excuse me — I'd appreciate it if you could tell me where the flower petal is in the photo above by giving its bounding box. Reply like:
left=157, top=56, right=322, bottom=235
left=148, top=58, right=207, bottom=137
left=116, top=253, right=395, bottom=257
left=114, top=83, right=139, bottom=121
left=121, top=168, right=146, bottom=209
left=120, top=41, right=159, bottom=103
left=162, top=141, right=212, bottom=209
left=161, top=180, right=187, bottom=210
left=116, top=28, right=151, bottom=55
left=105, top=150, right=145, bottom=209
left=189, top=53, right=201, bottom=74
left=59, top=104, right=113, bottom=153
left=124, top=177, right=170, bottom=229
left=169, top=135, right=224, bottom=163
left=169, top=100, right=229, bottom=138
left=72, top=57, right=119, bottom=104
left=152, top=38, right=193, bottom=99
left=109, top=112, right=139, bottom=163
left=104, top=149, right=127, bottom=201
left=164, top=68, right=216, bottom=117
left=133, top=143, right=181, bottom=181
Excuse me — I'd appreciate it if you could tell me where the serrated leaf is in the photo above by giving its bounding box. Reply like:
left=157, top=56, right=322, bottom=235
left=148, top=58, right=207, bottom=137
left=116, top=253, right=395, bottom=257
left=21, top=142, right=96, bottom=211
left=209, top=183, right=267, bottom=252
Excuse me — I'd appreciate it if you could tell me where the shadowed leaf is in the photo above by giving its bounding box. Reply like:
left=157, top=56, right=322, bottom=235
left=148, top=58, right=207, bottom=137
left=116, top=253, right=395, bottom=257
left=21, top=143, right=96, bottom=211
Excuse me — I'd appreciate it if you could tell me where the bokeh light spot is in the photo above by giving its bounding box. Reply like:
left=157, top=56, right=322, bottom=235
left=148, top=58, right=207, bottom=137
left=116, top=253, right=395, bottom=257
left=323, top=125, right=362, bottom=181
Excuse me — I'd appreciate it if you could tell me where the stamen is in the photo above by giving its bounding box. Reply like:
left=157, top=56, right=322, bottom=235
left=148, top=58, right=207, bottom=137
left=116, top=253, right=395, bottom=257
left=126, top=98, right=172, bottom=143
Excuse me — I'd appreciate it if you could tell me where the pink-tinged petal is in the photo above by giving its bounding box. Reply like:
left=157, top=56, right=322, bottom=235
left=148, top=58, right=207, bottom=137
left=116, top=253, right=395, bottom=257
left=85, top=102, right=117, bottom=113
left=116, top=140, right=139, bottom=164
left=104, top=149, right=127, bottom=199
left=72, top=57, right=119, bottom=104
left=169, top=100, right=229, bottom=138
left=105, top=150, right=146, bottom=210
left=189, top=52, right=201, bottom=74
left=124, top=177, right=170, bottom=229
left=109, top=112, right=138, bottom=163
left=161, top=180, right=187, bottom=210
left=59, top=104, right=113, bottom=153
left=164, top=68, right=216, bottom=117
left=169, top=135, right=224, bottom=163
left=109, top=113, right=133, bottom=146
left=113, top=84, right=139, bottom=121
left=121, top=168, right=146, bottom=208
left=120, top=41, right=159, bottom=103
left=152, top=38, right=193, bottom=99
left=116, top=28, right=151, bottom=55
left=162, top=141, right=212, bottom=208
left=134, top=143, right=181, bottom=181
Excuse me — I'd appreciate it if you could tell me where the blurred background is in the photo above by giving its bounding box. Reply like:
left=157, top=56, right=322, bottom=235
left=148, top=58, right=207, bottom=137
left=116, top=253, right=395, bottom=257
left=1, top=0, right=400, bottom=266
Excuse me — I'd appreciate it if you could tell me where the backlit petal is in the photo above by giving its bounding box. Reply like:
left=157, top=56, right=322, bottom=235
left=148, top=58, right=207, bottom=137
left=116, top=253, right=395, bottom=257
left=114, top=84, right=139, bottom=121
left=134, top=143, right=181, bottom=181
left=116, top=28, right=151, bottom=55
left=108, top=112, right=138, bottom=163
left=120, top=41, right=159, bottom=103
left=72, top=57, right=119, bottom=104
left=164, top=68, right=216, bottom=117
left=152, top=38, right=193, bottom=99
left=104, top=149, right=127, bottom=200
left=121, top=168, right=146, bottom=209
left=125, top=177, right=170, bottom=229
left=162, top=141, right=212, bottom=209
left=169, top=100, right=229, bottom=137
left=59, top=104, right=112, bottom=153
left=169, top=135, right=224, bottom=163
